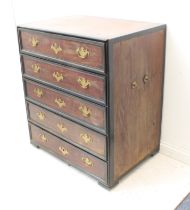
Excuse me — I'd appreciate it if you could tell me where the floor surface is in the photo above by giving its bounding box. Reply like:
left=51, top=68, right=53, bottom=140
left=175, top=193, right=190, bottom=210
left=1, top=122, right=190, bottom=210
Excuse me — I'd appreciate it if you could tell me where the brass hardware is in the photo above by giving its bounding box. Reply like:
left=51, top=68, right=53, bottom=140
left=34, top=88, right=43, bottom=97
left=57, top=123, right=67, bottom=133
left=76, top=47, right=90, bottom=59
left=40, top=134, right=48, bottom=142
left=79, top=105, right=91, bottom=117
left=51, top=43, right=62, bottom=54
left=30, top=37, right=39, bottom=47
left=31, top=64, right=40, bottom=73
left=80, top=133, right=92, bottom=144
left=55, top=98, right=66, bottom=108
left=52, top=72, right=64, bottom=82
left=77, top=77, right=91, bottom=89
left=82, top=157, right=93, bottom=167
left=36, top=112, right=45, bottom=121
left=59, top=146, right=69, bottom=156
left=143, top=75, right=149, bottom=83
left=131, top=81, right=138, bottom=89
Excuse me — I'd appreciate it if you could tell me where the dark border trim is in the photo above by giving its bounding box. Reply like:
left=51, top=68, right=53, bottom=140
left=158, top=25, right=167, bottom=151
left=107, top=39, right=115, bottom=187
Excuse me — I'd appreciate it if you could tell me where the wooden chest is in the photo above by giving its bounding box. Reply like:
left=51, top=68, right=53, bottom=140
left=17, top=16, right=166, bottom=188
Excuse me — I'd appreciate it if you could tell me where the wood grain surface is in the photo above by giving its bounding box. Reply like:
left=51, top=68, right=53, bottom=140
left=20, top=30, right=104, bottom=70
left=28, top=102, right=106, bottom=159
left=22, top=55, right=105, bottom=102
left=30, top=124, right=107, bottom=182
left=111, top=29, right=165, bottom=181
left=25, top=80, right=106, bottom=130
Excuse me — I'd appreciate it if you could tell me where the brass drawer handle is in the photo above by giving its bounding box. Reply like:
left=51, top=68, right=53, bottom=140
left=76, top=47, right=89, bottom=59
left=52, top=72, right=64, bottom=82
left=82, top=157, right=93, bottom=167
left=80, top=133, right=92, bottom=144
left=55, top=98, right=66, bottom=108
left=30, top=37, right=39, bottom=47
left=40, top=134, right=48, bottom=142
left=77, top=77, right=91, bottom=89
left=79, top=105, right=91, bottom=117
left=36, top=112, right=45, bottom=121
left=34, top=88, right=43, bottom=97
left=131, top=81, right=138, bottom=89
left=143, top=75, right=149, bottom=83
left=57, top=123, right=67, bottom=133
left=51, top=43, right=62, bottom=54
left=59, top=146, right=69, bottom=156
left=31, top=64, right=40, bottom=73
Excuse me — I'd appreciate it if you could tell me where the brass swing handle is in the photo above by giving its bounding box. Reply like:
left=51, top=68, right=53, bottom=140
left=143, top=75, right=149, bottom=83
left=51, top=43, right=62, bottom=54
left=79, top=105, right=91, bottom=117
left=31, top=64, right=40, bottom=73
left=80, top=133, right=92, bottom=144
left=57, top=123, right=67, bottom=133
left=76, top=47, right=89, bottom=59
left=77, top=77, right=91, bottom=89
left=54, top=98, right=66, bottom=108
left=131, top=75, right=149, bottom=89
left=59, top=146, right=69, bottom=156
left=36, top=112, right=45, bottom=121
left=52, top=71, right=64, bottom=82
left=30, top=37, right=39, bottom=47
left=82, top=157, right=93, bottom=167
left=39, top=134, right=48, bottom=142
left=34, top=88, right=43, bottom=98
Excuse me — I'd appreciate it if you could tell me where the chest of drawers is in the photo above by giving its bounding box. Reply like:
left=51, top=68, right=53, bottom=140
left=18, top=16, right=166, bottom=188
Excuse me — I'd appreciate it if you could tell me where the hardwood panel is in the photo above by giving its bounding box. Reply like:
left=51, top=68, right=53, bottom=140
left=20, top=30, right=104, bottom=70
left=111, top=29, right=165, bottom=181
left=30, top=124, right=107, bottom=182
left=28, top=102, right=106, bottom=159
left=22, top=55, right=105, bottom=102
left=25, top=80, right=106, bottom=130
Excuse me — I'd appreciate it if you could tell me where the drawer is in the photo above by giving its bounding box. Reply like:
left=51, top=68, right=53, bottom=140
left=19, top=29, right=104, bottom=71
left=22, top=55, right=105, bottom=103
left=30, top=124, right=107, bottom=182
left=25, top=80, right=106, bottom=130
left=28, top=102, right=106, bottom=159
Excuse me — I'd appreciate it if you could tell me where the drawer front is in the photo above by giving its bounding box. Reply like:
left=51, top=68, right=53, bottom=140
left=28, top=102, right=106, bottom=159
left=22, top=55, right=105, bottom=102
left=20, top=30, right=104, bottom=71
left=30, top=124, right=107, bottom=182
left=25, top=80, right=106, bottom=130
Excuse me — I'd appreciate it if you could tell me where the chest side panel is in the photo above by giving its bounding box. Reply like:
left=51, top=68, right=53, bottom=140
left=112, top=29, right=166, bottom=181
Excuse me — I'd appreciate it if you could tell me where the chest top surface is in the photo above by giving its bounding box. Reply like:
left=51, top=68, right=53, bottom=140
left=19, top=16, right=163, bottom=41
